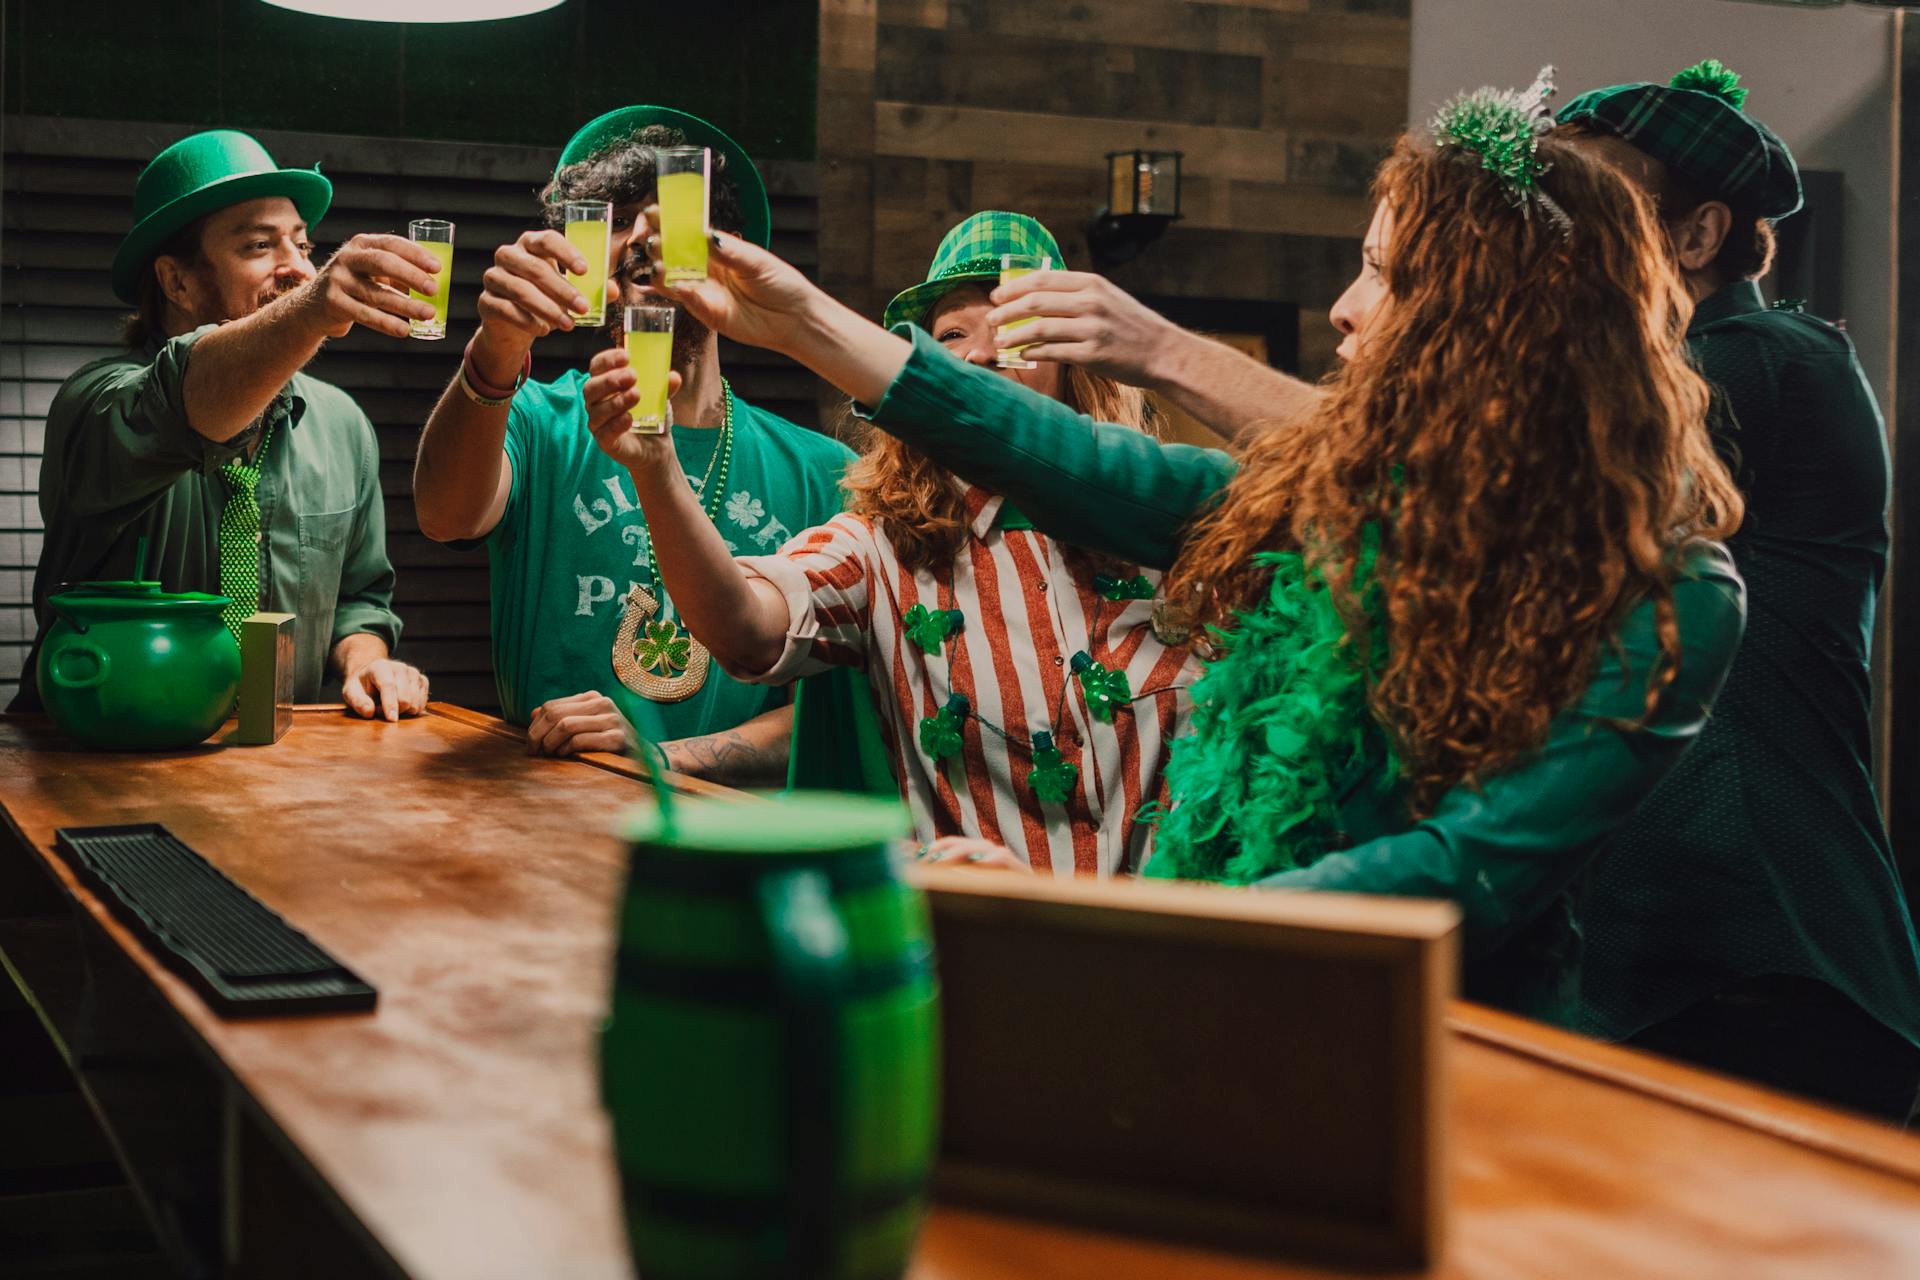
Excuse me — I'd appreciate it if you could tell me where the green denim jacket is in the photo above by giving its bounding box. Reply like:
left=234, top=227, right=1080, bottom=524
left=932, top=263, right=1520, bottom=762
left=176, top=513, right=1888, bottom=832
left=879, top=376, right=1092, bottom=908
left=12, top=326, right=400, bottom=708
left=862, top=327, right=1748, bottom=1025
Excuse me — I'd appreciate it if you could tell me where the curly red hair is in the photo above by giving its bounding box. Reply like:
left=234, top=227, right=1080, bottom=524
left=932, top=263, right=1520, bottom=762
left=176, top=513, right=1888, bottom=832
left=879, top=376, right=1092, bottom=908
left=844, top=362, right=1157, bottom=579
left=1163, top=133, right=1744, bottom=813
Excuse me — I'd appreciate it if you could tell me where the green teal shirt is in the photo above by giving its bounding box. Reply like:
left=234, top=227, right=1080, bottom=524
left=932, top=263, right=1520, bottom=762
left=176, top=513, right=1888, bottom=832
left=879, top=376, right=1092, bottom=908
left=862, top=326, right=1748, bottom=1027
left=484, top=371, right=854, bottom=734
left=13, top=326, right=400, bottom=709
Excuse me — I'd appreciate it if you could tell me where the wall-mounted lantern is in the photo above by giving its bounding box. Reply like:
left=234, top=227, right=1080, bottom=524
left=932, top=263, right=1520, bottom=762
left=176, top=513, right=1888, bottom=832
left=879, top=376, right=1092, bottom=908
left=1087, top=150, right=1183, bottom=270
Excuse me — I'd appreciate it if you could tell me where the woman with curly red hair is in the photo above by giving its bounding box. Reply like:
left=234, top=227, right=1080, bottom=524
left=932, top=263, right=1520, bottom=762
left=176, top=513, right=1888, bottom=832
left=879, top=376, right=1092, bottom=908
left=591, top=73, right=1748, bottom=1026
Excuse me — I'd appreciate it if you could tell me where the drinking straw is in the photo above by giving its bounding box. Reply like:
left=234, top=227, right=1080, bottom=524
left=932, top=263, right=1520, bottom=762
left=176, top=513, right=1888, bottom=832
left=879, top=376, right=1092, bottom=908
left=609, top=685, right=678, bottom=839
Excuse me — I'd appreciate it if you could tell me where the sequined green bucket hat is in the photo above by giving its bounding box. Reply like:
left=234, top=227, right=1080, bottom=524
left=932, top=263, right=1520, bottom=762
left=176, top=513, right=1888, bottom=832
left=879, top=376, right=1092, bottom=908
left=111, top=130, right=332, bottom=304
left=882, top=211, right=1065, bottom=332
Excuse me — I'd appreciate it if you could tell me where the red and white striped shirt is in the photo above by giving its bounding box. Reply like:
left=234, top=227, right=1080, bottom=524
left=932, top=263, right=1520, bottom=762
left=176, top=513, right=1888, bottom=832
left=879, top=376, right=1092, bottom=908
left=729, top=487, right=1199, bottom=878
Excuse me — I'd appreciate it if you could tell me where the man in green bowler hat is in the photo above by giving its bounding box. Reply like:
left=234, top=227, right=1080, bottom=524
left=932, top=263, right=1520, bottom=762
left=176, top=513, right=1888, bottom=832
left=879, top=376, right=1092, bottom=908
left=14, top=129, right=441, bottom=719
left=1560, top=61, right=1920, bottom=1119
left=412, top=106, right=852, bottom=780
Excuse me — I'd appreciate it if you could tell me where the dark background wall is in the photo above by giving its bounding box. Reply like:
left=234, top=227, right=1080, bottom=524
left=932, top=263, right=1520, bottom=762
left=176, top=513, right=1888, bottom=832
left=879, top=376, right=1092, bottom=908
left=2, top=0, right=818, bottom=159
left=818, top=0, right=1409, bottom=379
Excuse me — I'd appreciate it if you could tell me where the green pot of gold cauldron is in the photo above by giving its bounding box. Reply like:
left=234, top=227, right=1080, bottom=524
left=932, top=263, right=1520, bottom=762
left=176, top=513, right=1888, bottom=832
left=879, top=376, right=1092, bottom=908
left=605, top=793, right=938, bottom=1280
left=37, top=579, right=240, bottom=750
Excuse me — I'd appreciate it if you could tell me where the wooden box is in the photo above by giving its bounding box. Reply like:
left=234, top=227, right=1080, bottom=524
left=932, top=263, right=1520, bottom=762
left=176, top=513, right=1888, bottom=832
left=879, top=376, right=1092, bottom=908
left=237, top=612, right=295, bottom=746
left=915, top=869, right=1458, bottom=1268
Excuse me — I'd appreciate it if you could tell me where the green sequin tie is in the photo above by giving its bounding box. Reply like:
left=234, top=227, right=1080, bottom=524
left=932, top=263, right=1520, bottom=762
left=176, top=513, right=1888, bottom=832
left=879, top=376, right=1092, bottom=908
left=217, top=420, right=275, bottom=641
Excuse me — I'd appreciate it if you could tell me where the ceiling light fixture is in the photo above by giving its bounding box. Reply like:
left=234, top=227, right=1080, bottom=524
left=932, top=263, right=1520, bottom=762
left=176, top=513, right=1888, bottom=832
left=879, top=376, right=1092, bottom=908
left=259, top=0, right=566, bottom=22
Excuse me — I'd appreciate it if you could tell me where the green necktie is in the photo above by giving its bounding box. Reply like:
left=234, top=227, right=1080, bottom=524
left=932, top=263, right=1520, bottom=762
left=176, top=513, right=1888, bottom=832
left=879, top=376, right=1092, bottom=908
left=217, top=419, right=275, bottom=641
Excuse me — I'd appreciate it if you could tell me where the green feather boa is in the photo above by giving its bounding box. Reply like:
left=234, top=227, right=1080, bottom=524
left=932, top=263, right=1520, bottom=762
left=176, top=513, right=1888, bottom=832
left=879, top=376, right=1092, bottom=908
left=1146, top=532, right=1393, bottom=885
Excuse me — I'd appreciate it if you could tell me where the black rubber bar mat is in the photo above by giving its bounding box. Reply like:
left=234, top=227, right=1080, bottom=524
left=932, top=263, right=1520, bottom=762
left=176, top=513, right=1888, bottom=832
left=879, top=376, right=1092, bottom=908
left=53, top=823, right=377, bottom=1016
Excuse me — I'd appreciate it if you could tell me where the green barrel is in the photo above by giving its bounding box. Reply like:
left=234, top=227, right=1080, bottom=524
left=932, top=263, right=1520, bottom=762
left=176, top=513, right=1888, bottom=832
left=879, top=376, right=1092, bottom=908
left=604, top=794, right=939, bottom=1280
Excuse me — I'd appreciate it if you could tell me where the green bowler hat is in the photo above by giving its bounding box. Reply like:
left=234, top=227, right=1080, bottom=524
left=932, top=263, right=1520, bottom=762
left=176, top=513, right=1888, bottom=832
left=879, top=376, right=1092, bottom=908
left=882, top=210, right=1065, bottom=332
left=556, top=105, right=772, bottom=249
left=1559, top=59, right=1801, bottom=221
left=111, top=130, right=332, bottom=304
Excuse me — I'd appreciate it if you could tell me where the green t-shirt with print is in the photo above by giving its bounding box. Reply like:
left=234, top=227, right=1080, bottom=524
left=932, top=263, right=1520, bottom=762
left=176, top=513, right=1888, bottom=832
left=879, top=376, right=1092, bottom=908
left=486, top=370, right=854, bottom=737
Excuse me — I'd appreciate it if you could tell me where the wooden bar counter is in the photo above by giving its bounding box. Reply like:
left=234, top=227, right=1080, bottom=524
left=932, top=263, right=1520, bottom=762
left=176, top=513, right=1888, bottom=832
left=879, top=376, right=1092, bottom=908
left=4, top=706, right=1920, bottom=1278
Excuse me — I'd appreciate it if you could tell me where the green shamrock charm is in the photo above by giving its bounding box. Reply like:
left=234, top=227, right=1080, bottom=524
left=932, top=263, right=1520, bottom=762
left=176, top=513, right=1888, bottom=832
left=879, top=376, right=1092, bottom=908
left=1070, top=651, right=1132, bottom=723
left=1094, top=574, right=1155, bottom=602
left=918, top=693, right=969, bottom=761
left=1028, top=731, right=1079, bottom=804
left=635, top=619, right=691, bottom=675
left=904, top=603, right=964, bottom=655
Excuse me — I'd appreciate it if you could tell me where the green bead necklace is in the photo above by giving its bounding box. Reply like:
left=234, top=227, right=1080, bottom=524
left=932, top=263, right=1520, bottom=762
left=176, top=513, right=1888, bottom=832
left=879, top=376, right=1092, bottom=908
left=612, top=378, right=735, bottom=703
left=912, top=563, right=1145, bottom=806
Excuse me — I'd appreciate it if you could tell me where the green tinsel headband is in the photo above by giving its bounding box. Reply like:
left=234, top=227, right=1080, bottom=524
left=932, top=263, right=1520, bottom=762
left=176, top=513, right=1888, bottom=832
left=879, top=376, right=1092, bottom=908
left=1429, top=64, right=1571, bottom=235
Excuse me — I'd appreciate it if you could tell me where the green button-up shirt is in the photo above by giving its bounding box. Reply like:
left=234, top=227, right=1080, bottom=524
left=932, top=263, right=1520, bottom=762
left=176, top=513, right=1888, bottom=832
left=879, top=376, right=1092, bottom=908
left=11, top=326, right=401, bottom=708
left=861, top=326, right=1747, bottom=1028
left=1576, top=281, right=1920, bottom=1050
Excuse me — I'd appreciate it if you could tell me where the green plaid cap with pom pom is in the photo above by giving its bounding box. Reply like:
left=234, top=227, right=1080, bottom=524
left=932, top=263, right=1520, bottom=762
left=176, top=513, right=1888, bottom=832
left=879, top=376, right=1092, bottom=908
left=1559, top=58, right=1801, bottom=221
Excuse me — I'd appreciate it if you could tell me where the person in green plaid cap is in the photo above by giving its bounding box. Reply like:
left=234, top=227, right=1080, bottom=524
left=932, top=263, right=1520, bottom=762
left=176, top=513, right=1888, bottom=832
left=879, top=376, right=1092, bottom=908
left=412, top=107, right=853, bottom=783
left=1559, top=61, right=1920, bottom=1119
left=13, top=129, right=436, bottom=720
left=591, top=209, right=1197, bottom=876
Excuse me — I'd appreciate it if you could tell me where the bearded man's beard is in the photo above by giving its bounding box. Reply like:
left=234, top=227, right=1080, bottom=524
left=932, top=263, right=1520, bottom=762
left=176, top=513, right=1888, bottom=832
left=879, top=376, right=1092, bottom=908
left=605, top=257, right=712, bottom=375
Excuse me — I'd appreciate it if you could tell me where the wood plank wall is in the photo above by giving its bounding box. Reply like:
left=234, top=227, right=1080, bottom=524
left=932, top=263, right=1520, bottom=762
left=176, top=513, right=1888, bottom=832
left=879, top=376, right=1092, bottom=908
left=0, top=116, right=823, bottom=714
left=819, top=0, right=1410, bottom=375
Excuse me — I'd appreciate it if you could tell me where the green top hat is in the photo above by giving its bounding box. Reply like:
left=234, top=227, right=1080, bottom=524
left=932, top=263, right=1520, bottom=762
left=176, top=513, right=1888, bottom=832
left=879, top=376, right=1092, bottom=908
left=556, top=105, right=772, bottom=249
left=1559, top=59, right=1801, bottom=221
left=882, top=211, right=1065, bottom=332
left=111, top=130, right=332, bottom=304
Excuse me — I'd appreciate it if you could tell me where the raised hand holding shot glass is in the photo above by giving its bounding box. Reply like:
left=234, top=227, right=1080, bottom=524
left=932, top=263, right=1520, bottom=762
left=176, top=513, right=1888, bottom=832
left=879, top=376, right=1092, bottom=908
left=655, top=147, right=711, bottom=284
left=564, top=200, right=613, bottom=326
left=995, top=251, right=1051, bottom=369
left=624, top=304, right=675, bottom=434
left=407, top=219, right=454, bottom=340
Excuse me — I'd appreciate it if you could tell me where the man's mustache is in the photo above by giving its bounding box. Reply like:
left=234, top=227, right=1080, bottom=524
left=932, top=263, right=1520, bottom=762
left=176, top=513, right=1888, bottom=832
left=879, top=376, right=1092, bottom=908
left=612, top=251, right=652, bottom=293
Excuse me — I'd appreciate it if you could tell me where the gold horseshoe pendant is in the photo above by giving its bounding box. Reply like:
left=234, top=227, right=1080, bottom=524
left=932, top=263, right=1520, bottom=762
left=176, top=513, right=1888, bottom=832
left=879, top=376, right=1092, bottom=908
left=612, top=584, right=711, bottom=703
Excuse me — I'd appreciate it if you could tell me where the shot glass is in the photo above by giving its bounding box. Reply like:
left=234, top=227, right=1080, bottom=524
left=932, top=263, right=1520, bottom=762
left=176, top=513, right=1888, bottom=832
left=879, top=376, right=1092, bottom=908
left=407, top=219, right=454, bottom=340
left=624, top=304, right=676, bottom=435
left=564, top=201, right=613, bottom=326
left=654, top=147, right=711, bottom=284
left=995, top=252, right=1052, bottom=369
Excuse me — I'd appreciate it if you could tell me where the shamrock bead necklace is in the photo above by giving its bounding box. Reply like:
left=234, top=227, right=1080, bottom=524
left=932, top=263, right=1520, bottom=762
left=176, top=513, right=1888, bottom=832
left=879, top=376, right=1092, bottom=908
left=912, top=557, right=1153, bottom=805
left=640, top=378, right=735, bottom=586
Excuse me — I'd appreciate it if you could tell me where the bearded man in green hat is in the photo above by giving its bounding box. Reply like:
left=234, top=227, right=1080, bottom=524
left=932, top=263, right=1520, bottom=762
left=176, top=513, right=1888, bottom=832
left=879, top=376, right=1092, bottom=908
left=13, top=129, right=442, bottom=719
left=412, top=107, right=852, bottom=781
left=1559, top=61, right=1920, bottom=1119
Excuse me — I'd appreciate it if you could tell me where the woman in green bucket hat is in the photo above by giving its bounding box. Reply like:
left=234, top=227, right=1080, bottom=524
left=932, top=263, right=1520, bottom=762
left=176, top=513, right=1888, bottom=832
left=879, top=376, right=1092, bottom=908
left=580, top=210, right=1201, bottom=878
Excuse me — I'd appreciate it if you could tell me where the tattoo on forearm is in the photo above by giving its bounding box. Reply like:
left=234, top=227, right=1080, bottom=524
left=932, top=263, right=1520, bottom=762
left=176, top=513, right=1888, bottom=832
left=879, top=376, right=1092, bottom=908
left=662, top=729, right=787, bottom=786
